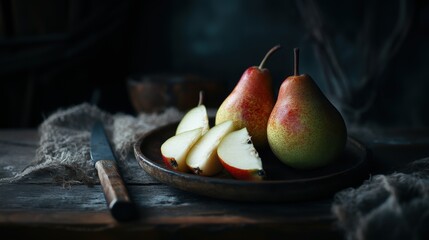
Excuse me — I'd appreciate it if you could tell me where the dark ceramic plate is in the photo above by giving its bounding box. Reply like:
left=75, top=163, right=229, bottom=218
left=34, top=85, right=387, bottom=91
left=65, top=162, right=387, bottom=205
left=134, top=121, right=369, bottom=202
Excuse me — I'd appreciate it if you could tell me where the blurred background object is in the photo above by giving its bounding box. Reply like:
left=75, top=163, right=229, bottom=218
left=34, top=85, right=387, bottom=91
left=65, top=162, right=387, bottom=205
left=0, top=0, right=428, bottom=128
left=127, top=74, right=226, bottom=113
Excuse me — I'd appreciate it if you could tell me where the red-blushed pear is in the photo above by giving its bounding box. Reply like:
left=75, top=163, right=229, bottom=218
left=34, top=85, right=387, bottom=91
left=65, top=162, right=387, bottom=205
left=161, top=128, right=203, bottom=172
left=267, top=48, right=347, bottom=169
left=215, top=45, right=281, bottom=148
left=176, top=91, right=209, bottom=135
left=186, top=120, right=235, bottom=176
left=217, top=128, right=265, bottom=181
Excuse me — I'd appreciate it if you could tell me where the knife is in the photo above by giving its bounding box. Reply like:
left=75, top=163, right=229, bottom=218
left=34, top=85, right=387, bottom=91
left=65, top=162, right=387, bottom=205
left=90, top=121, right=138, bottom=221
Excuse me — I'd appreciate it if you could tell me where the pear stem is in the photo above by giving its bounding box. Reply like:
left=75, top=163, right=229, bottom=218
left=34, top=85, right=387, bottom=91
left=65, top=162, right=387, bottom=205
left=198, top=90, right=204, bottom=106
left=258, top=45, right=282, bottom=69
left=294, top=48, right=299, bottom=76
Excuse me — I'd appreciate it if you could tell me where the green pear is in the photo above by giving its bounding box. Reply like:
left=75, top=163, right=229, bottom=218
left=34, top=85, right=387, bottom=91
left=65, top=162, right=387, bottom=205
left=215, top=45, right=281, bottom=147
left=267, top=48, right=347, bottom=169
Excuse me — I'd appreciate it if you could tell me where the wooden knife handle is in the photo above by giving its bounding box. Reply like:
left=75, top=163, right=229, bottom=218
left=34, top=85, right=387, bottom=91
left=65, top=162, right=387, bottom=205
left=95, top=160, right=138, bottom=221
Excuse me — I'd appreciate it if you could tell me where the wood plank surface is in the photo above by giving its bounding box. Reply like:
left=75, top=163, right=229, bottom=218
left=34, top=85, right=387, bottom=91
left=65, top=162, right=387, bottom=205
left=0, top=184, right=333, bottom=217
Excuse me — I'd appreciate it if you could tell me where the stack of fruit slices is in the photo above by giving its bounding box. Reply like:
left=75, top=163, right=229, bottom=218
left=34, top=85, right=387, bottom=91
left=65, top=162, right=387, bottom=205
left=160, top=94, right=266, bottom=181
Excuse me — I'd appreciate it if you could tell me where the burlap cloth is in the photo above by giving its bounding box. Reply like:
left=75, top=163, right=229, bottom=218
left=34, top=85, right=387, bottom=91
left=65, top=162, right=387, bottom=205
left=333, top=158, right=429, bottom=240
left=0, top=103, right=182, bottom=185
left=1, top=103, right=428, bottom=239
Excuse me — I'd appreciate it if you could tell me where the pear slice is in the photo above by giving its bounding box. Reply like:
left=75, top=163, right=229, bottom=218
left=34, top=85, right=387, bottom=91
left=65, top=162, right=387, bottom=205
left=186, top=120, right=235, bottom=176
left=161, top=128, right=203, bottom=172
left=176, top=92, right=209, bottom=135
left=217, top=128, right=265, bottom=181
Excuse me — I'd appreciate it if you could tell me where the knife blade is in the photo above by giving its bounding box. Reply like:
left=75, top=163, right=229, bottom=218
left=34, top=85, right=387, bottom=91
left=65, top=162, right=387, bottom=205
left=90, top=121, right=137, bottom=221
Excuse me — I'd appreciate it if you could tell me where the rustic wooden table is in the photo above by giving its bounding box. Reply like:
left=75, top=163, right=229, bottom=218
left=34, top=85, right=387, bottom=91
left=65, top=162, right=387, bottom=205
left=1, top=128, right=428, bottom=239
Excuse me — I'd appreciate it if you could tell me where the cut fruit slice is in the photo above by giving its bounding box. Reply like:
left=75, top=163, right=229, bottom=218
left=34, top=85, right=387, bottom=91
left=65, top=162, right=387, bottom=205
left=217, top=128, right=266, bottom=181
left=161, top=128, right=203, bottom=172
left=176, top=93, right=209, bottom=135
left=186, top=120, right=235, bottom=176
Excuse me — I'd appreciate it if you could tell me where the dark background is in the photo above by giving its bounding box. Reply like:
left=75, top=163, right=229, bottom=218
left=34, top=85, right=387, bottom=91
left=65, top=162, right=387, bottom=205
left=0, top=0, right=428, bottom=128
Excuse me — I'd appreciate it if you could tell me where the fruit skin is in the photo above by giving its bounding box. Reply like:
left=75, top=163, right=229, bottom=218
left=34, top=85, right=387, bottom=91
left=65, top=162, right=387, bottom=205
left=222, top=166, right=265, bottom=181
left=267, top=74, right=347, bottom=169
left=186, top=120, right=236, bottom=176
left=161, top=128, right=203, bottom=172
left=215, top=66, right=274, bottom=148
left=218, top=128, right=265, bottom=181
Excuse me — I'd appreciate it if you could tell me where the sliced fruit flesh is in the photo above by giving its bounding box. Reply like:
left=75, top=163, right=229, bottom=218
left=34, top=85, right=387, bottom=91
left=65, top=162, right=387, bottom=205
left=186, top=121, right=235, bottom=176
left=218, top=128, right=263, bottom=170
left=161, top=128, right=203, bottom=171
left=176, top=105, right=209, bottom=135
